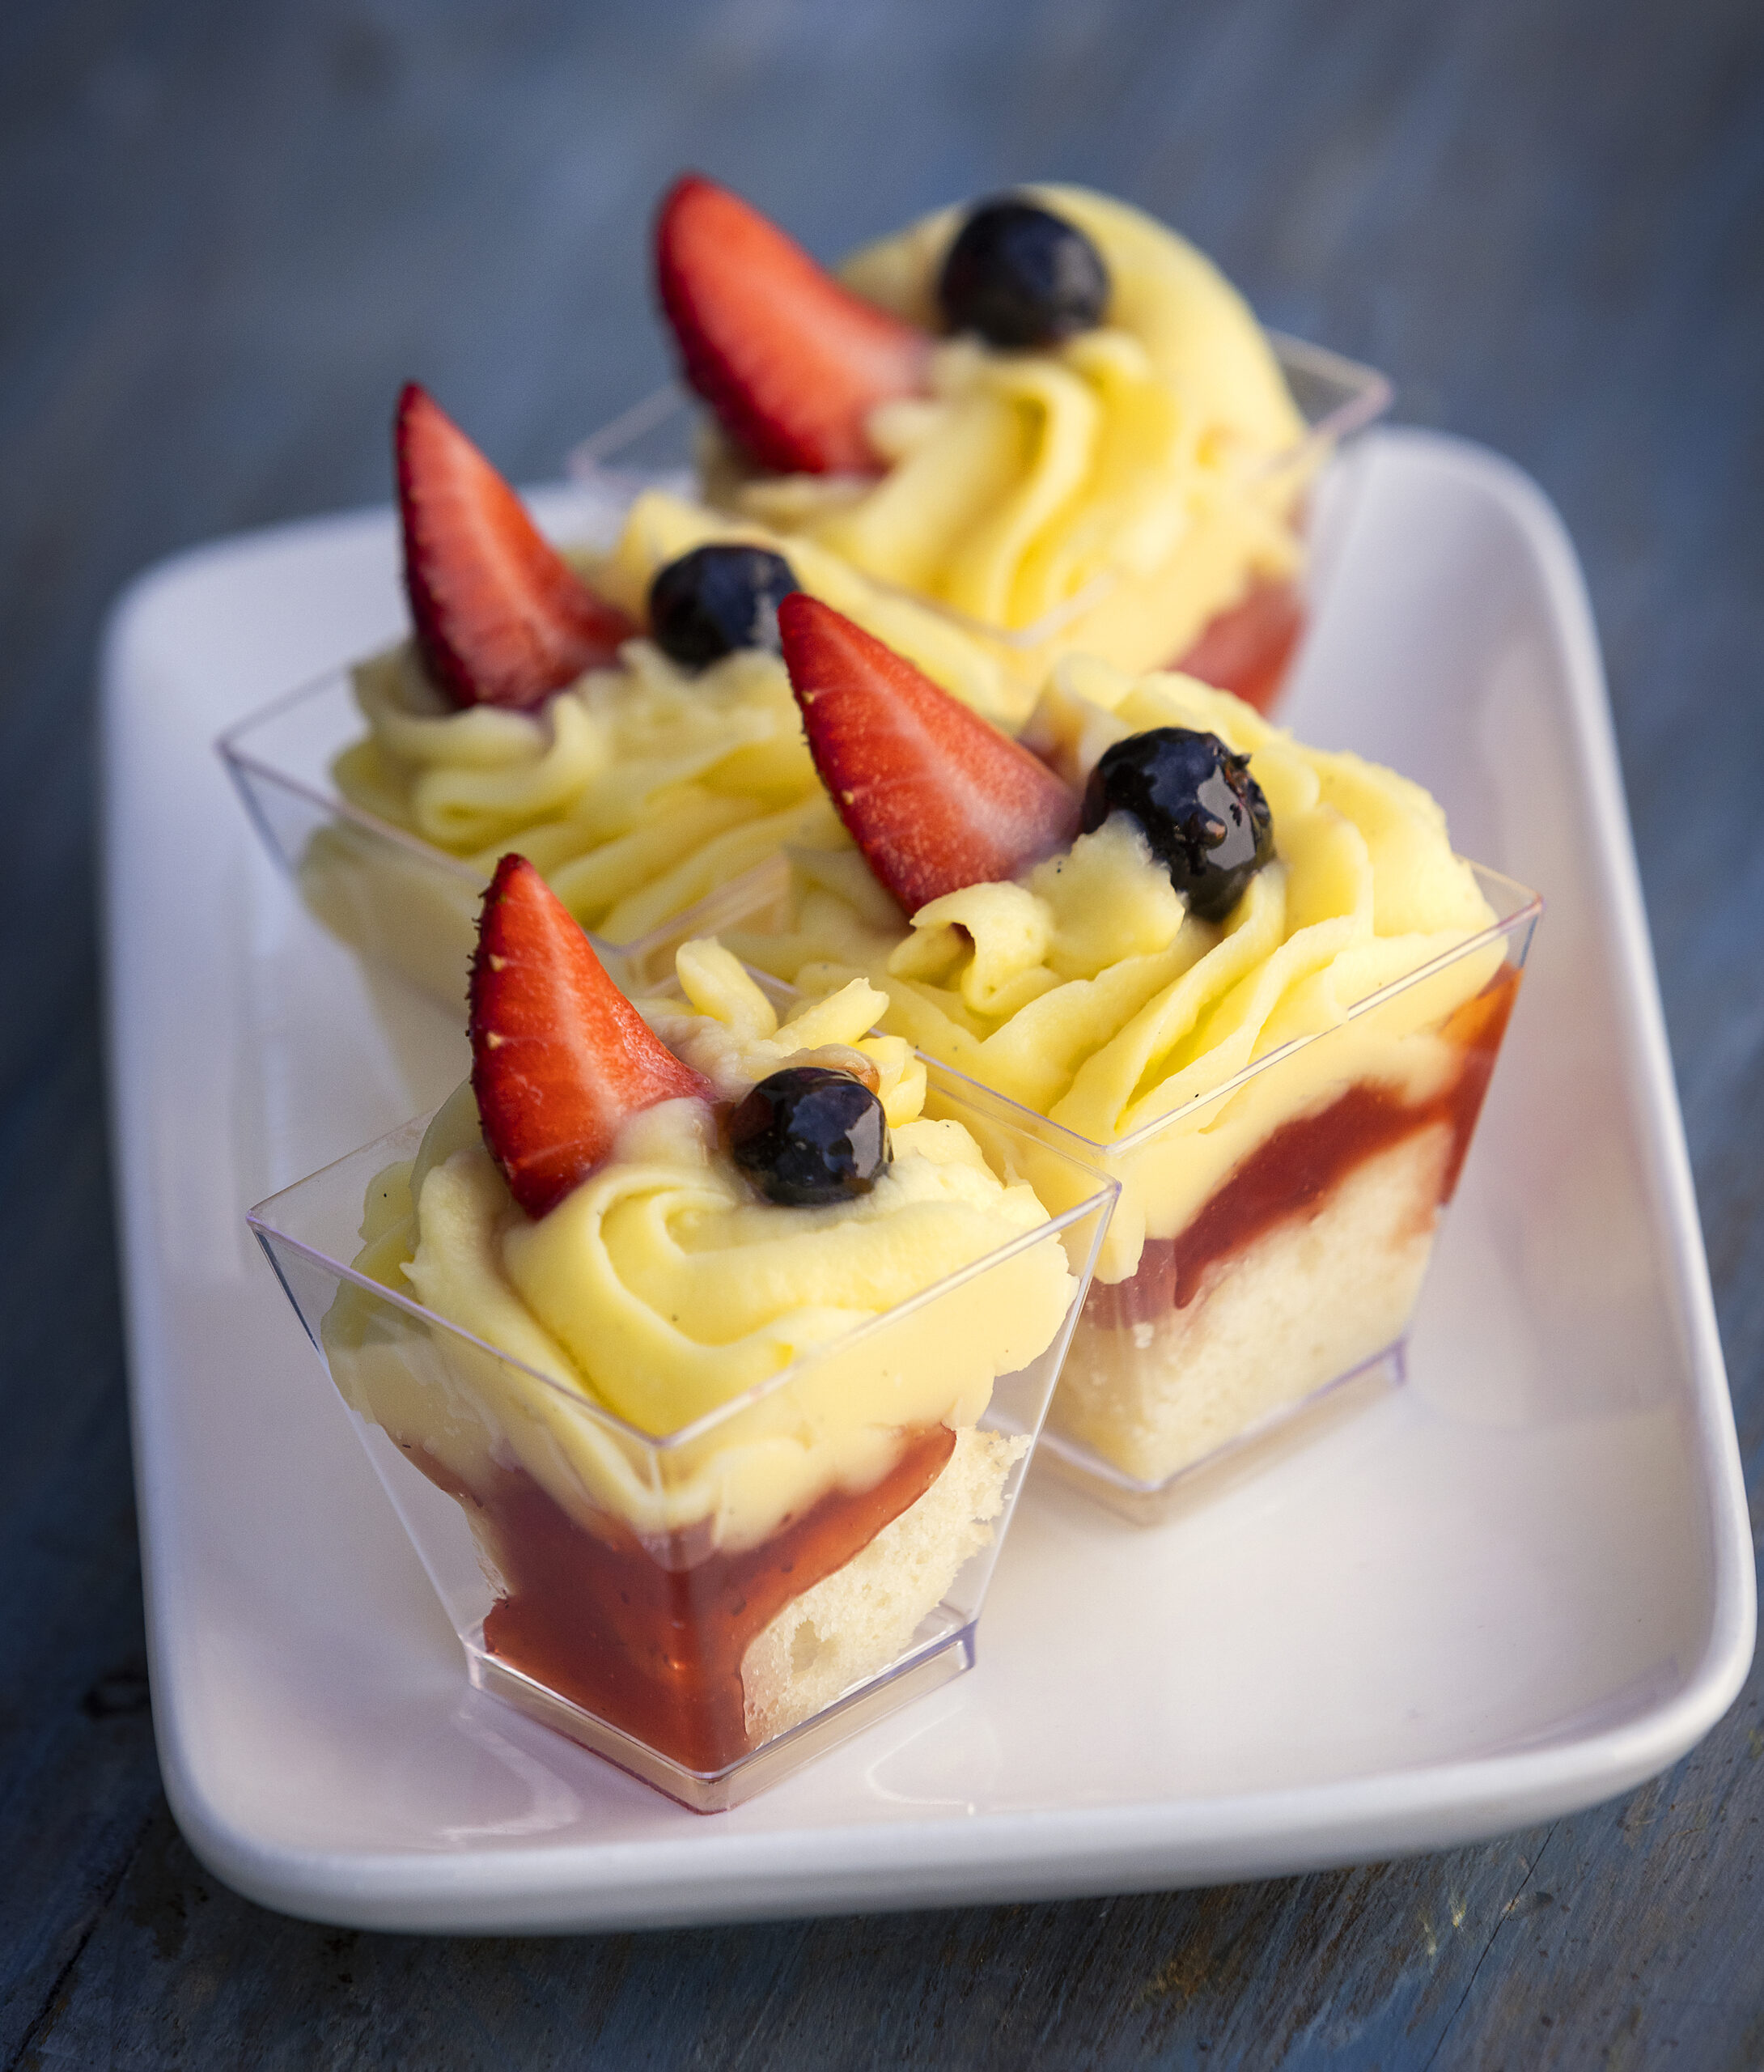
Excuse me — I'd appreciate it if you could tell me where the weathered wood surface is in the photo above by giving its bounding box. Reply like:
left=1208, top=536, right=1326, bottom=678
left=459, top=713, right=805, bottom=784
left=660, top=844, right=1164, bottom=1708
left=2, top=0, right=1762, bottom=2062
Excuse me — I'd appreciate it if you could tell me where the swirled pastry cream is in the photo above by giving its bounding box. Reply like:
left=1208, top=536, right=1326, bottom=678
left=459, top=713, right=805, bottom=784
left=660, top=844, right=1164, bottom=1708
left=728, top=599, right=1533, bottom=1489
left=325, top=875, right=1075, bottom=1771
left=658, top=177, right=1314, bottom=713
left=303, top=385, right=1006, bottom=1004
left=323, top=616, right=834, bottom=970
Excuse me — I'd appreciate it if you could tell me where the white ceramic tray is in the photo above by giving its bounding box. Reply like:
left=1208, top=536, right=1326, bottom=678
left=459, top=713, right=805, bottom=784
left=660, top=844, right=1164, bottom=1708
left=102, top=431, right=1753, bottom=1933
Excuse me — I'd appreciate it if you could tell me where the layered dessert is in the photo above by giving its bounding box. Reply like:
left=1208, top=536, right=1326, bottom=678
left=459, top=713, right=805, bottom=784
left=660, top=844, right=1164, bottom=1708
left=716, top=597, right=1537, bottom=1494
left=312, top=854, right=1086, bottom=1786
left=654, top=176, right=1331, bottom=712
left=299, top=384, right=1007, bottom=1001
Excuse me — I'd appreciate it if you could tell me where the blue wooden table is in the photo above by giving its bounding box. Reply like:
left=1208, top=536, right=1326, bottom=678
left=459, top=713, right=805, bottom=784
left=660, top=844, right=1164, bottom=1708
left=3, top=0, right=1762, bottom=2061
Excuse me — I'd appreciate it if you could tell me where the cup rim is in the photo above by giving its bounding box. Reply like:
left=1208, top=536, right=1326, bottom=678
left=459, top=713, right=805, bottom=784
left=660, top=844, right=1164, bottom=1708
left=216, top=664, right=489, bottom=889
left=876, top=860, right=1542, bottom=1164
left=563, top=333, right=1394, bottom=653
left=247, top=1059, right=1120, bottom=1454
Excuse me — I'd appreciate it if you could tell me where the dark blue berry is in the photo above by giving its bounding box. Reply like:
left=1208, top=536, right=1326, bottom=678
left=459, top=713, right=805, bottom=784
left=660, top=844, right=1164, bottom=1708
left=649, top=545, right=800, bottom=668
left=1082, top=728, right=1274, bottom=923
left=936, top=197, right=1110, bottom=350
left=729, top=1067, right=891, bottom=1207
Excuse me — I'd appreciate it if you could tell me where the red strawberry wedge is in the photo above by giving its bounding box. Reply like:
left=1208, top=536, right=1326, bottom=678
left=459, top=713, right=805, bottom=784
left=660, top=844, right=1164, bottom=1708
left=655, top=174, right=931, bottom=477
left=469, top=856, right=711, bottom=1217
left=396, top=383, right=636, bottom=712
left=778, top=596, right=1080, bottom=915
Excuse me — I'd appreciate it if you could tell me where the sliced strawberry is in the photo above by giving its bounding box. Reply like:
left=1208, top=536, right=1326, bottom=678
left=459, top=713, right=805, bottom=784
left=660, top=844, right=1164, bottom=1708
left=469, top=856, right=710, bottom=1216
left=655, top=173, right=930, bottom=477
left=396, top=383, right=636, bottom=712
left=779, top=596, right=1080, bottom=914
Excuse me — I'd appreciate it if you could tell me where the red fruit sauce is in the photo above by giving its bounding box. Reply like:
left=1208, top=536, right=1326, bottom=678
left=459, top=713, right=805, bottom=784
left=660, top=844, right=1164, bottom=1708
left=1088, top=966, right=1521, bottom=1334
left=408, top=1423, right=956, bottom=1774
left=1173, top=578, right=1305, bottom=715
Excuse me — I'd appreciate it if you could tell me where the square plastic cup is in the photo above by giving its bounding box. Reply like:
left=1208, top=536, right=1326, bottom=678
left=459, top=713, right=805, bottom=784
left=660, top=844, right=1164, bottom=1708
left=217, top=670, right=683, bottom=1005
left=247, top=1065, right=1118, bottom=1812
left=932, top=865, right=1541, bottom=1521
left=570, top=336, right=1392, bottom=966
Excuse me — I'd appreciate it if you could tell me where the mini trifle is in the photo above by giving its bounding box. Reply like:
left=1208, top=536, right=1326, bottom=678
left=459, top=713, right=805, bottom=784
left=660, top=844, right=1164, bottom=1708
left=706, top=597, right=1540, bottom=1518
left=248, top=856, right=1115, bottom=1808
left=220, top=384, right=1010, bottom=1008
left=645, top=176, right=1389, bottom=714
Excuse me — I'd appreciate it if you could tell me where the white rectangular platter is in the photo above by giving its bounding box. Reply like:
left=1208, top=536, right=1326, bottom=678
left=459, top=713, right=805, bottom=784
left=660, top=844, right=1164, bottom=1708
left=102, top=429, right=1753, bottom=1933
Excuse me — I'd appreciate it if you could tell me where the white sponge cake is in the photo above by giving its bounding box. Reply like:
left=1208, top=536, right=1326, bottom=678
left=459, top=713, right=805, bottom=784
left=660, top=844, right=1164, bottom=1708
left=741, top=1425, right=1026, bottom=1744
left=1054, top=1127, right=1452, bottom=1487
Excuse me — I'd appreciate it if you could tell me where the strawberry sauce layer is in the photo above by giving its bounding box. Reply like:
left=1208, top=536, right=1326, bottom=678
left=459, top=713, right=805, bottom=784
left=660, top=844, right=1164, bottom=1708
left=410, top=1424, right=956, bottom=1774
left=1090, top=966, right=1520, bottom=1333
left=1172, top=577, right=1305, bottom=716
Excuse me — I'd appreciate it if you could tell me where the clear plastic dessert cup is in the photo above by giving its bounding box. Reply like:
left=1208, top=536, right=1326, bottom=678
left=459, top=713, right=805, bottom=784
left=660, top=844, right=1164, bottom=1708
left=567, top=335, right=1392, bottom=707
left=247, top=1064, right=1117, bottom=1812
left=217, top=670, right=678, bottom=1004
left=932, top=864, right=1541, bottom=1521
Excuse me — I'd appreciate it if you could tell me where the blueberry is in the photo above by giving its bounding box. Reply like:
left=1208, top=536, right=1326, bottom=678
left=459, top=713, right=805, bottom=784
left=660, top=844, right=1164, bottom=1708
left=936, top=197, right=1110, bottom=350
left=649, top=545, right=800, bottom=669
left=1082, top=728, right=1274, bottom=923
left=728, top=1067, right=891, bottom=1207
